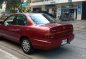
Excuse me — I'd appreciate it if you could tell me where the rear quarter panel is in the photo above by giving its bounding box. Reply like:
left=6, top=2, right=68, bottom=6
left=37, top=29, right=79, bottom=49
left=21, top=25, right=49, bottom=46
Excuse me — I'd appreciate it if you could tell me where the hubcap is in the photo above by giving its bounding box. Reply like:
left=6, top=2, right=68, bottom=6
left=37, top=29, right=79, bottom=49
left=22, top=40, right=30, bottom=52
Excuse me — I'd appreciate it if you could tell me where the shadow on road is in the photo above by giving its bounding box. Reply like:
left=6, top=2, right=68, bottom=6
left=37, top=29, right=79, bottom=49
left=32, top=46, right=73, bottom=59
left=0, top=38, right=74, bottom=59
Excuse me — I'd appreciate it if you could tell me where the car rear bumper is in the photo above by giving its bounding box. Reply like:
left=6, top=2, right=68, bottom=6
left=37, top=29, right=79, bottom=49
left=33, top=33, right=74, bottom=50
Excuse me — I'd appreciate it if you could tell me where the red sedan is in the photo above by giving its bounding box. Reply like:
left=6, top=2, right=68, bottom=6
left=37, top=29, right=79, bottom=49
left=0, top=13, right=74, bottom=54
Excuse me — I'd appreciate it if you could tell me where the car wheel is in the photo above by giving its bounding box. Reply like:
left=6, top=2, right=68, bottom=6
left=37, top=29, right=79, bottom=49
left=21, top=38, right=33, bottom=54
left=0, top=37, right=3, bottom=40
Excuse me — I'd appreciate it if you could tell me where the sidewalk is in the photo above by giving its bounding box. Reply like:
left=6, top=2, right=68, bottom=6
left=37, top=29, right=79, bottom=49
left=0, top=49, right=19, bottom=59
left=58, top=20, right=86, bottom=31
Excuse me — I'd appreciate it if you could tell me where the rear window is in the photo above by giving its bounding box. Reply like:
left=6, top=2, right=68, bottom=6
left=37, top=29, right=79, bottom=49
left=29, top=13, right=55, bottom=24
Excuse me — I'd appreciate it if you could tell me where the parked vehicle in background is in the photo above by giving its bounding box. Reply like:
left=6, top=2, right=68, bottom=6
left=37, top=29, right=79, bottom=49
left=0, top=13, right=74, bottom=54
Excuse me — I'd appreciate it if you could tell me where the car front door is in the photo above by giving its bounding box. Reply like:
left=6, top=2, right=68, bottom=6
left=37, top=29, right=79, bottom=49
left=3, top=14, right=27, bottom=43
left=1, top=15, right=17, bottom=41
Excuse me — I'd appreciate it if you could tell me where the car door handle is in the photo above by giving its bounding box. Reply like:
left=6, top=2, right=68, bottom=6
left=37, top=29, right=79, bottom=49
left=8, top=29, right=21, bottom=32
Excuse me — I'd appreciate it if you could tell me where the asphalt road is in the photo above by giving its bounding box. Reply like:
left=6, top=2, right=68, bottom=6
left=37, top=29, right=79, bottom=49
left=0, top=20, right=86, bottom=59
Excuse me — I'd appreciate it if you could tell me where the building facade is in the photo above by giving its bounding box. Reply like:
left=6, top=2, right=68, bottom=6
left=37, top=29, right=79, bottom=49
left=30, top=0, right=86, bottom=20
left=30, top=0, right=56, bottom=16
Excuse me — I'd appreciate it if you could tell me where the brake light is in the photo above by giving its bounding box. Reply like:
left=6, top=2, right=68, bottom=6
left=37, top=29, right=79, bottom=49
left=45, top=32, right=56, bottom=39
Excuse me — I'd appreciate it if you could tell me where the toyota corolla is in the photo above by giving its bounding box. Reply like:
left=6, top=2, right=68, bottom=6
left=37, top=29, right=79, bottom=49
left=0, top=13, right=74, bottom=54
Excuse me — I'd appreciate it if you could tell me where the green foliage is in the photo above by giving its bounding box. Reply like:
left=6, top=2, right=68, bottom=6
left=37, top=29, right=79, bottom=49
left=7, top=0, right=31, bottom=12
left=0, top=0, right=31, bottom=12
left=27, top=0, right=31, bottom=3
left=6, top=0, right=20, bottom=12
left=20, top=6, right=31, bottom=12
left=19, top=0, right=31, bottom=12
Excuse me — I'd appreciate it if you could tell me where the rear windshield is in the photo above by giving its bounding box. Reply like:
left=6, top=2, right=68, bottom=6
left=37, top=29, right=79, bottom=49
left=29, top=13, right=55, bottom=24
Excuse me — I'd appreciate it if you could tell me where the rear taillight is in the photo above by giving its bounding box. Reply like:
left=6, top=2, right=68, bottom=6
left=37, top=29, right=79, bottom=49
left=45, top=32, right=56, bottom=39
left=49, top=36, right=56, bottom=39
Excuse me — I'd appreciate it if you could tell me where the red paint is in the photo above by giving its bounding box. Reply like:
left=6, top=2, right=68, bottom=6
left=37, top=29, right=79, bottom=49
left=0, top=13, right=74, bottom=50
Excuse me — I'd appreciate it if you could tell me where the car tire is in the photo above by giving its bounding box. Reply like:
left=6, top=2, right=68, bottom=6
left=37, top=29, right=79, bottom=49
left=0, top=37, right=3, bottom=40
left=21, top=38, right=33, bottom=54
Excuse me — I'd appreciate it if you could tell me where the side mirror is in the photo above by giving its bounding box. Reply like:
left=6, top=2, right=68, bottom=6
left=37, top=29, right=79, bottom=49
left=4, top=22, right=9, bottom=26
left=3, top=21, right=9, bottom=26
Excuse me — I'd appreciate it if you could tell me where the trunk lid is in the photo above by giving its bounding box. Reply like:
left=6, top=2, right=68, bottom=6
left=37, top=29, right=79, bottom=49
left=40, top=23, right=73, bottom=39
left=40, top=23, right=73, bottom=33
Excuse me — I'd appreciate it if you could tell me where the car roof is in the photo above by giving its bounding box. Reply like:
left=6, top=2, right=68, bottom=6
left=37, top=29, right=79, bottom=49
left=15, top=12, right=42, bottom=15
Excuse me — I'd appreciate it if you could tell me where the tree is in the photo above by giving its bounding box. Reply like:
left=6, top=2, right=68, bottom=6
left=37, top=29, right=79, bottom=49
left=6, top=0, right=31, bottom=12
left=6, top=0, right=20, bottom=12
left=0, top=0, right=31, bottom=12
left=20, top=0, right=31, bottom=12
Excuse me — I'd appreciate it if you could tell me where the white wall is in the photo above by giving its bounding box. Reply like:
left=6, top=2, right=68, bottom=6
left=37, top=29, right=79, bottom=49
left=2, top=1, right=6, bottom=11
left=56, top=5, right=61, bottom=20
left=54, top=0, right=68, bottom=3
left=42, top=6, right=46, bottom=11
left=77, top=3, right=82, bottom=20
left=72, top=0, right=85, bottom=2
left=54, top=0, right=85, bottom=3
left=30, top=0, right=55, bottom=6
left=0, top=1, right=6, bottom=16
left=30, top=0, right=86, bottom=6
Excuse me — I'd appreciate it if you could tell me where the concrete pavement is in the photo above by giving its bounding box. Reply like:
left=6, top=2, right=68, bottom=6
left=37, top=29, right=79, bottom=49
left=0, top=40, right=32, bottom=59
left=58, top=20, right=86, bottom=31
left=0, top=49, right=19, bottom=59
left=71, top=20, right=86, bottom=31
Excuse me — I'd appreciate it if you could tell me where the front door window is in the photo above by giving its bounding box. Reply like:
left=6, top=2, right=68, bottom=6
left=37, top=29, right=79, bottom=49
left=4, top=15, right=15, bottom=26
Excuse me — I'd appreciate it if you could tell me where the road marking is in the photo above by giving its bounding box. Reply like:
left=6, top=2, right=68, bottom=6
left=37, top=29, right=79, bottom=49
left=0, top=49, right=20, bottom=59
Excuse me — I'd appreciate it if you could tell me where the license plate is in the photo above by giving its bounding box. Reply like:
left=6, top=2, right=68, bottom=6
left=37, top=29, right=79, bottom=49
left=61, top=39, right=67, bottom=45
